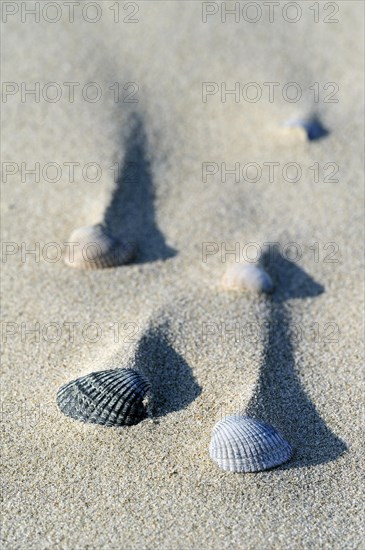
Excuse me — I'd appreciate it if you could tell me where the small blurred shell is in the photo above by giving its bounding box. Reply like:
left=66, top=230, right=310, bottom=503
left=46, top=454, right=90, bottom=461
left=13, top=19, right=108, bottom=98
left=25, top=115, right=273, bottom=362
left=282, top=117, right=328, bottom=142
left=222, top=263, right=274, bottom=294
left=64, top=224, right=136, bottom=269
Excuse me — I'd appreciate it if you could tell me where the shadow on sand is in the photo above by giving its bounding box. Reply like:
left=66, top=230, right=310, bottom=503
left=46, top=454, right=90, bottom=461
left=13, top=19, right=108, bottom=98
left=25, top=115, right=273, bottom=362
left=245, top=245, right=347, bottom=469
left=132, top=321, right=202, bottom=418
left=103, top=114, right=177, bottom=263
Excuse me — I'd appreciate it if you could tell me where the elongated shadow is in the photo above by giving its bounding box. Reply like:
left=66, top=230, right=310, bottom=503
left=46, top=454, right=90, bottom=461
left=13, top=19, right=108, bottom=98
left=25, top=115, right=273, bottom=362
left=103, top=114, right=177, bottom=263
left=132, top=322, right=202, bottom=417
left=246, top=246, right=347, bottom=468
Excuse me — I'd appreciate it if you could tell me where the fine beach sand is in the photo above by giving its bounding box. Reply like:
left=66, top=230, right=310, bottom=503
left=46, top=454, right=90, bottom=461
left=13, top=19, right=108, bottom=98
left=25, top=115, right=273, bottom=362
left=1, top=1, right=364, bottom=548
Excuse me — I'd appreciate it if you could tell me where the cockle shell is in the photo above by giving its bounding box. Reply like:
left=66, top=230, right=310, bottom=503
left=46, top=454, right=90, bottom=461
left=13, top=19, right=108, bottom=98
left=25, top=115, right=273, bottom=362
left=222, top=263, right=274, bottom=293
left=209, top=415, right=292, bottom=472
left=64, top=224, right=136, bottom=269
left=56, top=368, right=151, bottom=426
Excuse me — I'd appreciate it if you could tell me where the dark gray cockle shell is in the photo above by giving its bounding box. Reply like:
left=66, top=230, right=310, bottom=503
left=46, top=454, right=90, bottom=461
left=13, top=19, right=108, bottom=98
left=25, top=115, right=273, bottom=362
left=56, top=368, right=151, bottom=426
left=64, top=223, right=136, bottom=269
left=209, top=415, right=292, bottom=472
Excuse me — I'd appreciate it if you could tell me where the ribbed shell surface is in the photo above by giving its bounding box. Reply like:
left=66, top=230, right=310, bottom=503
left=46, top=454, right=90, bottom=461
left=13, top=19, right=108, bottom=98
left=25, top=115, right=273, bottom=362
left=209, top=415, right=292, bottom=472
left=64, top=224, right=135, bottom=269
left=56, top=368, right=151, bottom=426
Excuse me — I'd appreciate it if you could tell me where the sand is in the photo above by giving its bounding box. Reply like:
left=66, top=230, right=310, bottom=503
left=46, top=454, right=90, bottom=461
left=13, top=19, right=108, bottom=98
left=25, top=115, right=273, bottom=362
left=1, top=1, right=364, bottom=548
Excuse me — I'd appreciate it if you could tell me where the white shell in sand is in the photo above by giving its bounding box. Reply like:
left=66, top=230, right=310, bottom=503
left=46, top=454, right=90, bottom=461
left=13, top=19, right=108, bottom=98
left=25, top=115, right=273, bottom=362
left=222, top=263, right=274, bottom=293
left=64, top=224, right=136, bottom=269
left=209, top=415, right=292, bottom=473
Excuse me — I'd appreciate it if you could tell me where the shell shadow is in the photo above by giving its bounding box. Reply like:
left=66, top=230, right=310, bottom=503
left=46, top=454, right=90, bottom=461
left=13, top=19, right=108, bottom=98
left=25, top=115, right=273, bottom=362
left=132, top=322, right=202, bottom=418
left=103, top=114, right=177, bottom=263
left=246, top=245, right=347, bottom=468
left=304, top=115, right=329, bottom=141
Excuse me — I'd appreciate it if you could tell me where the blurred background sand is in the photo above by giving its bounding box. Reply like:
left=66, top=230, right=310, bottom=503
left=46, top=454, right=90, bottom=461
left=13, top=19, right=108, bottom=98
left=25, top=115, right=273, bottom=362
left=1, top=1, right=364, bottom=548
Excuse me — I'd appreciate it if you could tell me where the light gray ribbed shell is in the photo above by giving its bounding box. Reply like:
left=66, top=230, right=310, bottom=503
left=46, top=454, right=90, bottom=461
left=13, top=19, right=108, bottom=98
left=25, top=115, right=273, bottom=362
left=64, top=224, right=135, bottom=269
left=56, top=368, right=151, bottom=426
left=209, top=415, right=292, bottom=472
